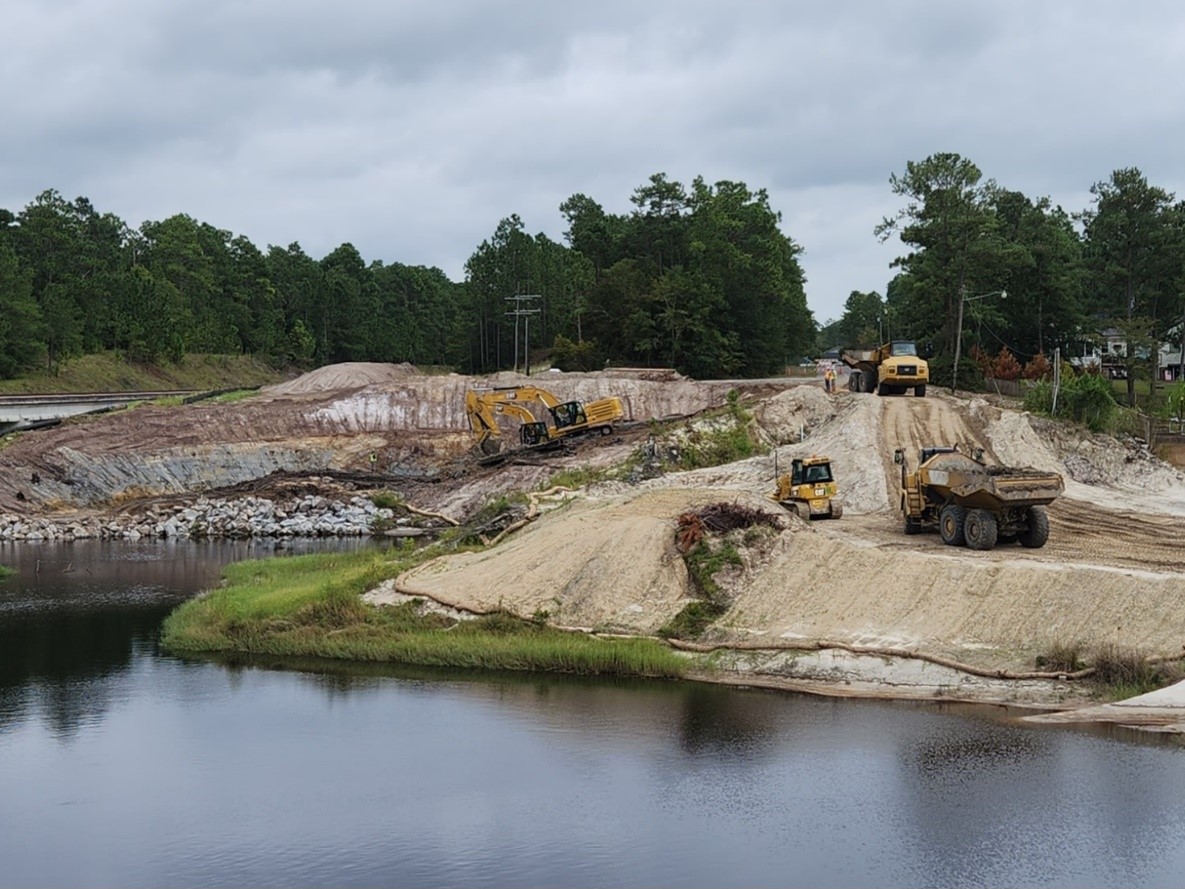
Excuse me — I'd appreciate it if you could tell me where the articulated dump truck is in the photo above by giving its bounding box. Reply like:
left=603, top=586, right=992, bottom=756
left=893, top=445, right=1064, bottom=550
left=844, top=341, right=929, bottom=396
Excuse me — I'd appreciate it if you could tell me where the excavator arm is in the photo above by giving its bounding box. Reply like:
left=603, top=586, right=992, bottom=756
left=465, top=390, right=546, bottom=455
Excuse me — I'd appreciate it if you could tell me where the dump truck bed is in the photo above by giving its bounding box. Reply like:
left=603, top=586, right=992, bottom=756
left=921, top=459, right=1064, bottom=510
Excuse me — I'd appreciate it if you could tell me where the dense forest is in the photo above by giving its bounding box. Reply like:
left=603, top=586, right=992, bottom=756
left=0, top=173, right=811, bottom=381
left=0, top=156, right=1182, bottom=384
left=822, top=154, right=1185, bottom=399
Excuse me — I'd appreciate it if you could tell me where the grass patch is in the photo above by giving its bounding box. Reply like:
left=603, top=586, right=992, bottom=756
left=659, top=538, right=742, bottom=640
left=0, top=352, right=288, bottom=394
left=1035, top=640, right=1085, bottom=673
left=676, top=390, right=766, bottom=470
left=208, top=389, right=260, bottom=404
left=1088, top=643, right=1171, bottom=698
left=161, top=547, right=686, bottom=678
left=369, top=490, right=403, bottom=510
left=0, top=564, right=15, bottom=579
left=545, top=465, right=610, bottom=489
left=659, top=599, right=727, bottom=641
left=469, top=493, right=529, bottom=526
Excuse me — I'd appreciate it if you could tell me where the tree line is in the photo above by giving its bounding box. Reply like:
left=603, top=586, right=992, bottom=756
left=821, top=153, right=1185, bottom=402
left=0, top=174, right=812, bottom=381
left=5, top=156, right=1182, bottom=387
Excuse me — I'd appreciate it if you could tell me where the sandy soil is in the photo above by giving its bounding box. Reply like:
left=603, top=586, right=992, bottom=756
left=7, top=361, right=1185, bottom=708
left=392, top=383, right=1185, bottom=701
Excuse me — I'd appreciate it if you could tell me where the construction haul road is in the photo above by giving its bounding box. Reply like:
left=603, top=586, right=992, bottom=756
left=1, top=362, right=1182, bottom=716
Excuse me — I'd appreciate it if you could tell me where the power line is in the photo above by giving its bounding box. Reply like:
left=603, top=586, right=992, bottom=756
left=505, top=294, right=541, bottom=375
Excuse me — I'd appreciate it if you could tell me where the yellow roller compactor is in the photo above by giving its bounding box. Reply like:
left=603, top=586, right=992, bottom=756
left=771, top=455, right=843, bottom=520
left=894, top=445, right=1064, bottom=550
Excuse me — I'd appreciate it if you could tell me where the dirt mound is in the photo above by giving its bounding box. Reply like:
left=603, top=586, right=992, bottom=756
left=263, top=362, right=421, bottom=396
left=397, top=488, right=758, bottom=633
left=393, top=386, right=1185, bottom=689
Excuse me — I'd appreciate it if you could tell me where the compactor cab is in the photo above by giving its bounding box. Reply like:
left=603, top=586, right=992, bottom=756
left=772, top=455, right=843, bottom=520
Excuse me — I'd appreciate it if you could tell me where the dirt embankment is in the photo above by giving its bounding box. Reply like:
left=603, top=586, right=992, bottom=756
left=392, top=383, right=1185, bottom=704
left=6, top=362, right=1185, bottom=708
left=0, top=366, right=743, bottom=513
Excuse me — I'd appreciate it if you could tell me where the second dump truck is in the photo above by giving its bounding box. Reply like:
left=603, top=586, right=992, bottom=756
left=894, top=445, right=1064, bottom=550
left=844, top=341, right=929, bottom=396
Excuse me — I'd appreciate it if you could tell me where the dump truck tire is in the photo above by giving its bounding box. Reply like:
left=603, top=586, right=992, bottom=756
left=964, top=508, right=998, bottom=550
left=904, top=516, right=923, bottom=535
left=1018, top=505, right=1050, bottom=548
left=863, top=372, right=877, bottom=393
left=939, top=504, right=966, bottom=546
left=915, top=385, right=926, bottom=397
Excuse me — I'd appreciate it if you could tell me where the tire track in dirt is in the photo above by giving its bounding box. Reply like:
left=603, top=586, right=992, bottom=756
left=870, top=393, right=997, bottom=514
left=1043, top=500, right=1185, bottom=573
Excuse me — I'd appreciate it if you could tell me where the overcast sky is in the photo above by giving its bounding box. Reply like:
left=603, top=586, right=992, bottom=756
left=5, top=1, right=1185, bottom=323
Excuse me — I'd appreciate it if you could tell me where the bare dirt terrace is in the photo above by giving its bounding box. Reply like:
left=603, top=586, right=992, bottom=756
left=4, top=362, right=1183, bottom=709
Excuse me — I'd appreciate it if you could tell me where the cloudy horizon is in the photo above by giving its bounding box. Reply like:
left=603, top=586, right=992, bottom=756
left=5, top=0, right=1184, bottom=324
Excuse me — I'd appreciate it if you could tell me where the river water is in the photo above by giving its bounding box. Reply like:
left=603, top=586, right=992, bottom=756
left=1, top=540, right=1184, bottom=889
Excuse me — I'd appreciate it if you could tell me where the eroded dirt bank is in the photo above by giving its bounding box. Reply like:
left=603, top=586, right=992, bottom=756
left=4, top=362, right=1184, bottom=712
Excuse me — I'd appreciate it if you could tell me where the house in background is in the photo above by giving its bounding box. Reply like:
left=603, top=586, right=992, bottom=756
left=1070, top=327, right=1132, bottom=378
left=1071, top=324, right=1185, bottom=382
left=1161, top=322, right=1185, bottom=382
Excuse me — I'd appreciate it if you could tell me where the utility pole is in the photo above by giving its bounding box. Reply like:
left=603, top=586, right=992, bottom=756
left=1052, top=347, right=1061, bottom=415
left=505, top=294, right=541, bottom=374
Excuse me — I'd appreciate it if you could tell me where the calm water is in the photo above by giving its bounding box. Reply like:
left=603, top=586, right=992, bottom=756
left=1, top=540, right=1184, bottom=889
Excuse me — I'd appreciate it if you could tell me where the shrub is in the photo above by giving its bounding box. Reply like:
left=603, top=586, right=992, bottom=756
left=550, top=334, right=605, bottom=372
left=1035, top=640, right=1084, bottom=673
left=989, top=347, right=1022, bottom=381
left=1023, top=352, right=1052, bottom=381
left=676, top=391, right=764, bottom=469
left=1024, top=372, right=1116, bottom=432
left=369, top=490, right=402, bottom=510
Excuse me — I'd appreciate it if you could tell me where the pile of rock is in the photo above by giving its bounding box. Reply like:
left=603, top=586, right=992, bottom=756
left=0, top=494, right=404, bottom=542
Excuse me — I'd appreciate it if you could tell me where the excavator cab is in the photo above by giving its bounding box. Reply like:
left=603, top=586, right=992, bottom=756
left=550, top=401, right=588, bottom=430
left=519, top=422, right=550, bottom=447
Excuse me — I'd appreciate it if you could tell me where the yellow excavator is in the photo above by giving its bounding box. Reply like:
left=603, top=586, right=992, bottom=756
left=770, top=454, right=843, bottom=520
left=465, top=385, right=626, bottom=455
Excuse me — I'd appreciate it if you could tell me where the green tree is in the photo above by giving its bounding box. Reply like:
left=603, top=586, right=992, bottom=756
left=832, top=290, right=886, bottom=349
left=319, top=243, right=373, bottom=362
left=0, top=242, right=46, bottom=376
left=1079, top=168, right=1177, bottom=404
left=266, top=242, right=326, bottom=359
left=990, top=190, right=1084, bottom=358
left=876, top=153, right=1006, bottom=360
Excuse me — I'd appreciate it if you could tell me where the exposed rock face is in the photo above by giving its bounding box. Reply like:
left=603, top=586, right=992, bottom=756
left=0, top=366, right=754, bottom=512
left=0, top=494, right=399, bottom=541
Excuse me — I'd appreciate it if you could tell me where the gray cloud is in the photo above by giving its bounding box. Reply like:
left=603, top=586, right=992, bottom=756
left=4, top=0, right=1185, bottom=324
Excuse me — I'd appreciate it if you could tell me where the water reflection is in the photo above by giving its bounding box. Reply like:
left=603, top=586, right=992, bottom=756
left=2, top=541, right=1185, bottom=888
left=0, top=538, right=374, bottom=740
